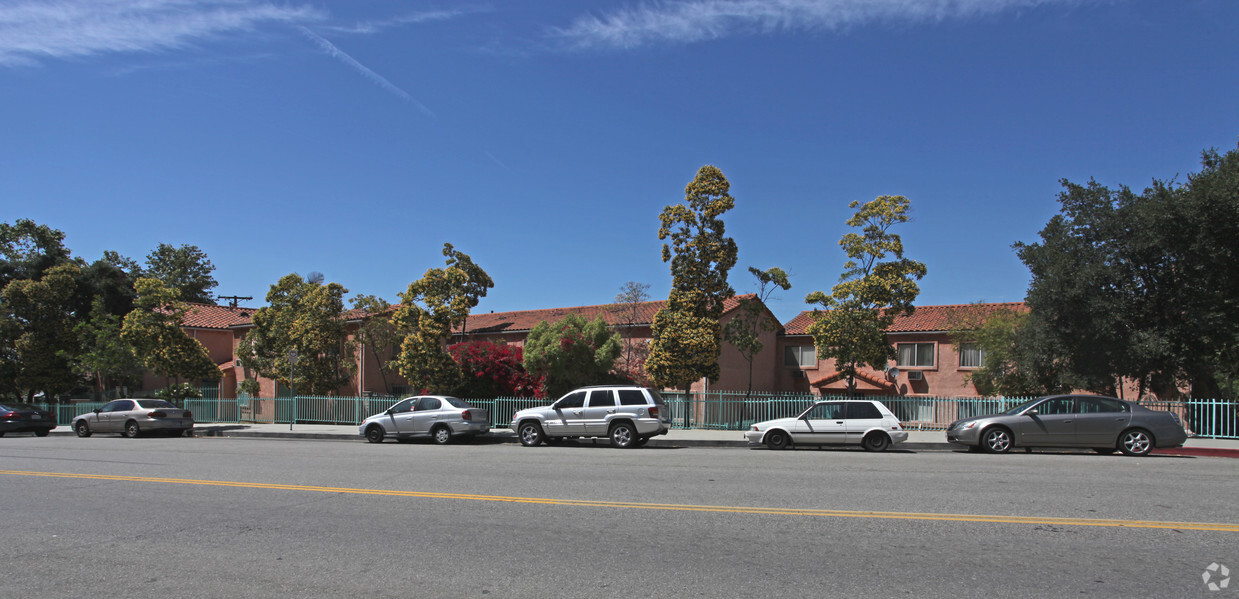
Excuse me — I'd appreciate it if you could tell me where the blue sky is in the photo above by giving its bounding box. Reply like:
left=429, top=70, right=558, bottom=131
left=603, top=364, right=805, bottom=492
left=2, top=0, right=1236, bottom=324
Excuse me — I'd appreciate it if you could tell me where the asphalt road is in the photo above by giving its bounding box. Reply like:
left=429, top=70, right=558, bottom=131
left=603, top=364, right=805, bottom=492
left=2, top=435, right=1237, bottom=598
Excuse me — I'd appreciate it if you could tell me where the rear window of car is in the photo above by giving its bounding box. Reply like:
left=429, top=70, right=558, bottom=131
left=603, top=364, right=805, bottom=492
left=847, top=402, right=882, bottom=419
left=136, top=400, right=176, bottom=409
left=444, top=397, right=471, bottom=409
left=618, top=389, right=648, bottom=406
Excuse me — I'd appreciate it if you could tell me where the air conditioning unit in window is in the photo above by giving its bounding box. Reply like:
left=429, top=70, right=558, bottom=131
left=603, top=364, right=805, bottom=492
left=906, top=371, right=924, bottom=381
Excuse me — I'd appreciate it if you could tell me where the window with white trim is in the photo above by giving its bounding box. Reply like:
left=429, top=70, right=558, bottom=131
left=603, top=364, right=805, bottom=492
left=958, top=342, right=985, bottom=369
left=896, top=342, right=935, bottom=368
left=784, top=345, right=817, bottom=367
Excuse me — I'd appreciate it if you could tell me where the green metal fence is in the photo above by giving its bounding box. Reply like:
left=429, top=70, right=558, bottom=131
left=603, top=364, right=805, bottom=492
left=24, top=392, right=1239, bottom=440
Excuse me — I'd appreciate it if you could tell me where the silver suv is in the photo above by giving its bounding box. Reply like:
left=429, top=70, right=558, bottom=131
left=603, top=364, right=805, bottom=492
left=511, top=385, right=672, bottom=448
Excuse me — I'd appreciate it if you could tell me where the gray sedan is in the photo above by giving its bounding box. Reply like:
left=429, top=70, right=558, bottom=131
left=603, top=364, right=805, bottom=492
left=946, top=394, right=1187, bottom=456
left=360, top=396, right=490, bottom=444
left=73, top=399, right=195, bottom=438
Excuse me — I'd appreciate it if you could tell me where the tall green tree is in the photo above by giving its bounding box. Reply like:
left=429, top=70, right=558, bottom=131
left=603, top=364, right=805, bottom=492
left=724, top=267, right=791, bottom=397
left=75, top=296, right=143, bottom=399
left=144, top=243, right=218, bottom=304
left=393, top=244, right=493, bottom=393
left=121, top=278, right=221, bottom=394
left=523, top=313, right=623, bottom=399
left=236, top=274, right=356, bottom=396
left=805, top=195, right=927, bottom=395
left=0, top=263, right=82, bottom=402
left=1015, top=144, right=1239, bottom=398
left=0, top=219, right=73, bottom=290
left=646, top=165, right=739, bottom=391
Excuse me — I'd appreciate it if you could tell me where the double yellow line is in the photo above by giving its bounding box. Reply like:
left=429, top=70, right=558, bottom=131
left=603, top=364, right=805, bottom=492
left=4, top=469, right=1237, bottom=532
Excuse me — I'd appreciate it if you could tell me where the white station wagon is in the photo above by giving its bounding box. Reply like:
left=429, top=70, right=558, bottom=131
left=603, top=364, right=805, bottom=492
left=746, top=399, right=908, bottom=451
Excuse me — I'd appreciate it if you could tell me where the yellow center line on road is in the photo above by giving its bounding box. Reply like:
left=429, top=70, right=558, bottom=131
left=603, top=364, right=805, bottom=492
left=4, top=469, right=1237, bottom=532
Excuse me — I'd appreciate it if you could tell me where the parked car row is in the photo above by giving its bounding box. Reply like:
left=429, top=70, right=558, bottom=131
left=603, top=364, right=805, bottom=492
left=2, top=390, right=1190, bottom=457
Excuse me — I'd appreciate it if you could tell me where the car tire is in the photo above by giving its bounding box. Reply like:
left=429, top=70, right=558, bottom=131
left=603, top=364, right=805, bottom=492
left=764, top=430, right=791, bottom=450
left=431, top=425, right=452, bottom=445
left=35, top=430, right=50, bottom=437
left=1118, top=428, right=1153, bottom=456
left=75, top=421, right=91, bottom=438
left=980, top=427, right=1012, bottom=454
left=123, top=420, right=140, bottom=439
left=861, top=432, right=891, bottom=452
left=518, top=422, right=545, bottom=447
left=609, top=422, right=638, bottom=448
left=365, top=425, right=385, bottom=444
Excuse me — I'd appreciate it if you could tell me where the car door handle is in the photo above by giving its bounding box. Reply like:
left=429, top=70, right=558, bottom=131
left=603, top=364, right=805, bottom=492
left=607, top=410, right=616, bottom=414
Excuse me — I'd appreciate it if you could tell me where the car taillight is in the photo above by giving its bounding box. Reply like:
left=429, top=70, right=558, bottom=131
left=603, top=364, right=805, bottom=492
left=183, top=410, right=192, bottom=419
left=648, top=406, right=659, bottom=419
left=2, top=411, right=21, bottom=420
left=149, top=411, right=166, bottom=418
left=461, top=410, right=472, bottom=421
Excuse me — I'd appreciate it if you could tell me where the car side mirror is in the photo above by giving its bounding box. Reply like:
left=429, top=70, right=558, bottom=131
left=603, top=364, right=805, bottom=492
left=93, top=408, right=101, bottom=414
left=1025, top=409, right=1039, bottom=416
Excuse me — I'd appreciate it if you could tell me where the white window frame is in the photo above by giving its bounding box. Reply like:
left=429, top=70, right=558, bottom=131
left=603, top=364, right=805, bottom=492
left=896, top=342, right=936, bottom=368
left=784, top=345, right=817, bottom=368
left=958, top=342, right=985, bottom=369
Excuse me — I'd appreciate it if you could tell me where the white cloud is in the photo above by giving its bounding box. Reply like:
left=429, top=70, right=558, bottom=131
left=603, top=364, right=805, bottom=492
left=321, top=7, right=490, bottom=35
left=0, top=0, right=323, bottom=66
left=551, top=0, right=1085, bottom=50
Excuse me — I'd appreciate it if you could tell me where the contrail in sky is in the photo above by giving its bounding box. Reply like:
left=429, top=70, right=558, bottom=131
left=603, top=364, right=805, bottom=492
left=298, top=26, right=436, bottom=120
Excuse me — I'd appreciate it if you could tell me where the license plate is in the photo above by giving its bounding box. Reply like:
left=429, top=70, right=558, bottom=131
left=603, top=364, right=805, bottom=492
left=31, top=415, right=41, bottom=420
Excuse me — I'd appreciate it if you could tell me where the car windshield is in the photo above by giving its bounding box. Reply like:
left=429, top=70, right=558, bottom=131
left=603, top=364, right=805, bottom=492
left=136, top=400, right=177, bottom=409
left=1000, top=399, right=1042, bottom=416
left=444, top=397, right=471, bottom=409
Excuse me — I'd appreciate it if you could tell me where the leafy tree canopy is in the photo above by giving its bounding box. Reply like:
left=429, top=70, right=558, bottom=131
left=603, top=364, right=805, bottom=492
left=1016, top=144, right=1239, bottom=399
left=805, top=195, right=927, bottom=393
left=523, top=313, right=623, bottom=399
left=144, top=243, right=218, bottom=304
left=236, top=274, right=355, bottom=395
left=393, top=243, right=493, bottom=394
left=121, top=278, right=221, bottom=390
left=647, top=165, right=738, bottom=389
left=0, top=262, right=82, bottom=402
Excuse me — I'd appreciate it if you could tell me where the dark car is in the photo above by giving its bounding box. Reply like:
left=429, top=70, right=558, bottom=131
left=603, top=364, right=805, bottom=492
left=946, top=394, right=1188, bottom=456
left=0, top=403, right=56, bottom=437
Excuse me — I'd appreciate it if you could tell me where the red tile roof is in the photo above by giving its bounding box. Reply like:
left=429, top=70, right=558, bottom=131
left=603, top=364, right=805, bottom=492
left=178, top=302, right=256, bottom=329
left=456, top=294, right=758, bottom=335
left=809, top=369, right=897, bottom=393
left=783, top=302, right=1028, bottom=336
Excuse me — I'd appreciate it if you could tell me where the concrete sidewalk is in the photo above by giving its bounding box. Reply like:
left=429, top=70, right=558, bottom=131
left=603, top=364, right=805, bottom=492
left=50, top=422, right=1233, bottom=456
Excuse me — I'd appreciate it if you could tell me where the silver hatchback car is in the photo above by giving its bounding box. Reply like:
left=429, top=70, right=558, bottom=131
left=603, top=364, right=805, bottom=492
left=360, top=396, right=490, bottom=444
left=946, top=394, right=1188, bottom=455
left=746, top=399, right=908, bottom=451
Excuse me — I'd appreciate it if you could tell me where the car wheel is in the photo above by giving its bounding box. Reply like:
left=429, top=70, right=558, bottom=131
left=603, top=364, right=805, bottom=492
left=518, top=422, right=545, bottom=447
left=365, top=425, right=385, bottom=444
left=123, top=420, right=140, bottom=438
left=609, top=422, right=637, bottom=448
left=981, top=427, right=1012, bottom=453
left=1093, top=447, right=1117, bottom=455
left=1118, top=429, right=1153, bottom=456
left=431, top=426, right=452, bottom=445
left=75, top=421, right=91, bottom=438
left=861, top=432, right=891, bottom=452
left=764, top=430, right=791, bottom=450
